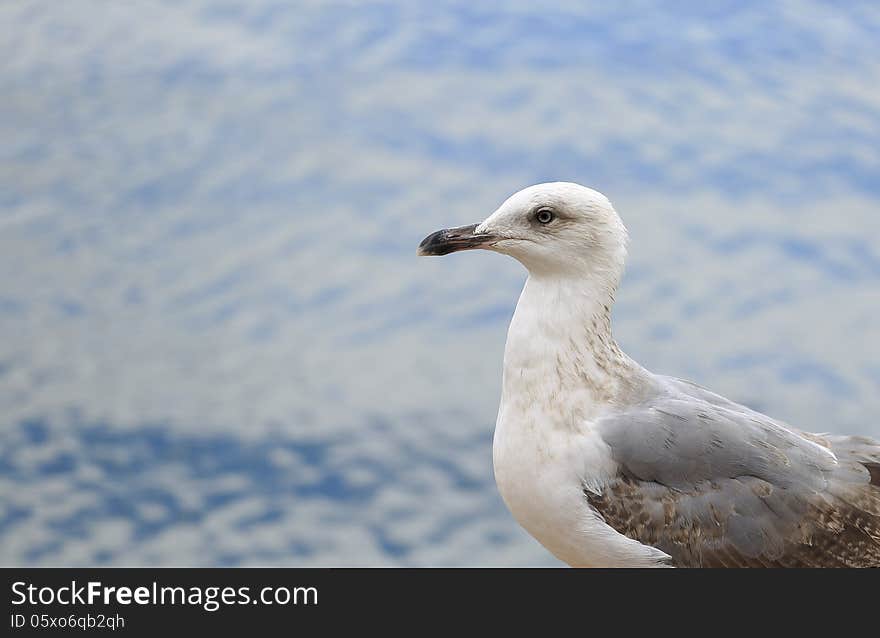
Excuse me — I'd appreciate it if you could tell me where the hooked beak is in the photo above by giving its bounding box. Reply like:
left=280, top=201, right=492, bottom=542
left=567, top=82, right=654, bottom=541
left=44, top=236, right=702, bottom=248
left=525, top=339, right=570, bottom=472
left=417, top=223, right=499, bottom=256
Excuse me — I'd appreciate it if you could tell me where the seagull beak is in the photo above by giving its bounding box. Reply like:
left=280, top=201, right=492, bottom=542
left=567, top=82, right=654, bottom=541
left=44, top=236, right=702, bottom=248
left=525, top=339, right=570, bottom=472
left=417, top=224, right=498, bottom=256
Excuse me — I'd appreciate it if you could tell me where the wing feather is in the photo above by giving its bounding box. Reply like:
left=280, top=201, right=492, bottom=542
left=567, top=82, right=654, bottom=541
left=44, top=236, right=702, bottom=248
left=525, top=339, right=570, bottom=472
left=591, top=378, right=880, bottom=567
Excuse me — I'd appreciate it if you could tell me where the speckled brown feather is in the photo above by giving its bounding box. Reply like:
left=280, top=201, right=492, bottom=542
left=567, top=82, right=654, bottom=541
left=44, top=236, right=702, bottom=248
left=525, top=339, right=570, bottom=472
left=587, top=448, right=880, bottom=567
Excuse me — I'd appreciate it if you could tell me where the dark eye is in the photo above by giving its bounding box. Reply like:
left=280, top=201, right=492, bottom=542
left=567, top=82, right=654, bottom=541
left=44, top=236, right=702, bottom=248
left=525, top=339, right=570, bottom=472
left=535, top=208, right=554, bottom=224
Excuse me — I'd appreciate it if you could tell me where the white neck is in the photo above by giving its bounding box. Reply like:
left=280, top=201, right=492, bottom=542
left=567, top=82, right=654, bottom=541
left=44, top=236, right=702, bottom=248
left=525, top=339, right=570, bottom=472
left=500, top=273, right=648, bottom=424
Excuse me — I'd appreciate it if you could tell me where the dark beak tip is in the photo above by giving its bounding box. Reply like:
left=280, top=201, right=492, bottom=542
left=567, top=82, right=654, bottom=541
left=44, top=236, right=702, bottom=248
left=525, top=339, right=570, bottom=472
left=417, top=229, right=445, bottom=256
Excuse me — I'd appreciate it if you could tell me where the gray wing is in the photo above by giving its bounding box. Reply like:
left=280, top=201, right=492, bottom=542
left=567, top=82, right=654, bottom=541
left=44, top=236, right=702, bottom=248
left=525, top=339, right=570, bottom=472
left=590, top=378, right=880, bottom=567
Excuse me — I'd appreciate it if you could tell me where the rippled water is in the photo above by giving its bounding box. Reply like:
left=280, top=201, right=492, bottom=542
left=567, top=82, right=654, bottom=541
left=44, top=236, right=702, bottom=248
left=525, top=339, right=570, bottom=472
left=1, top=1, right=879, bottom=565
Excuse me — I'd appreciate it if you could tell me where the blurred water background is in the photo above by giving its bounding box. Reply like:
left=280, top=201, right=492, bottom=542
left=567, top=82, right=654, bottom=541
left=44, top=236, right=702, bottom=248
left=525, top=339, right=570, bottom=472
left=1, top=1, right=879, bottom=565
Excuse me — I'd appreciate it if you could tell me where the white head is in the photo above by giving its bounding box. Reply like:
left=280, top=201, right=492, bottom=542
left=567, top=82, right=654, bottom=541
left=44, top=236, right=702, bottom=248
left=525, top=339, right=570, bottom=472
left=418, top=182, right=628, bottom=288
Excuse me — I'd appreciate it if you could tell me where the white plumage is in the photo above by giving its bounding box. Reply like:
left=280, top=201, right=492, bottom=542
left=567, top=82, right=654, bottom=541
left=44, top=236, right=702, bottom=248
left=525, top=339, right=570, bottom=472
left=419, top=182, right=880, bottom=567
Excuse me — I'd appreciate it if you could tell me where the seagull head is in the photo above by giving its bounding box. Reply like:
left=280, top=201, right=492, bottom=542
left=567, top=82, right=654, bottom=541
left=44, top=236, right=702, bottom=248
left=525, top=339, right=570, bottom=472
left=418, top=182, right=628, bottom=281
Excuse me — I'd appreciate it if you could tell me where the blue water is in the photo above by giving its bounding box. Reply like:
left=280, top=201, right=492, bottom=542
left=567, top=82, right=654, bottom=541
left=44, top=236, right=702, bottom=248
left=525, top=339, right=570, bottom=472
left=1, top=1, right=879, bottom=566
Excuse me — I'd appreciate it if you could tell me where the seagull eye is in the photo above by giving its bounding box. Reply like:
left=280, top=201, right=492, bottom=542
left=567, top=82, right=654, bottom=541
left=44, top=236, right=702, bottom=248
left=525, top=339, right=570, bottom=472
left=535, top=208, right=554, bottom=224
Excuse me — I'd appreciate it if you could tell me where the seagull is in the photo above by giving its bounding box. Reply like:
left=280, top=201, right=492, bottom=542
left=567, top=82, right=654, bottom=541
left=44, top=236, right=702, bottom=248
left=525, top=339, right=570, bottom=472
left=418, top=182, right=880, bottom=567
